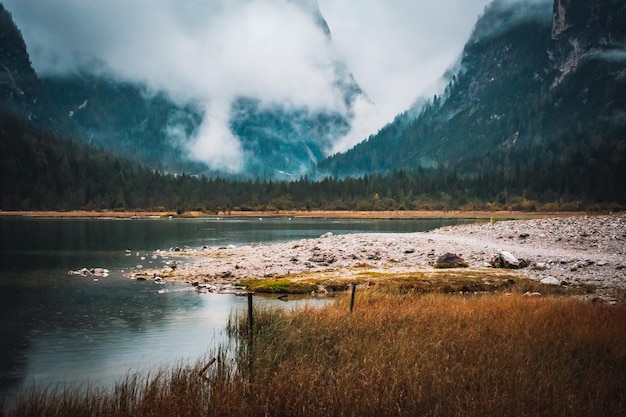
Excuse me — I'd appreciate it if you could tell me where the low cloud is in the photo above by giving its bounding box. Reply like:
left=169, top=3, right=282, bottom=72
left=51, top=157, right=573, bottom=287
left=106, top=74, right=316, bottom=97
left=6, top=0, right=544, bottom=172
left=318, top=0, right=496, bottom=152
left=589, top=46, right=626, bottom=63
left=6, top=0, right=346, bottom=173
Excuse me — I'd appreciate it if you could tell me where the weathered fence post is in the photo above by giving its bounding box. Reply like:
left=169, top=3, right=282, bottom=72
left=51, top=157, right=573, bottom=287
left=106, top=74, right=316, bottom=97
left=246, top=291, right=254, bottom=395
left=350, top=282, right=357, bottom=313
left=247, top=292, right=254, bottom=336
left=198, top=358, right=216, bottom=380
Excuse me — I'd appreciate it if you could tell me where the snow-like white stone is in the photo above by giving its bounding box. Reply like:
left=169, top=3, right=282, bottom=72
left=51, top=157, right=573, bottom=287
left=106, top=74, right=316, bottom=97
left=540, top=276, right=560, bottom=286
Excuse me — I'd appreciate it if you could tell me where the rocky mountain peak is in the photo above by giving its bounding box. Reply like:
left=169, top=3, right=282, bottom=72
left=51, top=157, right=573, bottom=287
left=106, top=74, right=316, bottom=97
left=288, top=0, right=331, bottom=38
left=550, top=0, right=626, bottom=86
left=551, top=0, right=569, bottom=39
left=0, top=3, right=42, bottom=118
left=551, top=0, right=626, bottom=42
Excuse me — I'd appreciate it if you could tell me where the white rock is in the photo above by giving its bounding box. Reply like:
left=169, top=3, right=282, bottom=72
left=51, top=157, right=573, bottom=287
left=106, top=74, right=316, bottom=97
left=540, top=276, right=560, bottom=285
left=499, top=250, right=520, bottom=267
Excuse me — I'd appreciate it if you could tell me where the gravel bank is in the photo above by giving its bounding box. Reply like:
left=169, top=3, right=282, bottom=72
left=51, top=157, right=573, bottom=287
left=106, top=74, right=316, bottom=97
left=128, top=214, right=626, bottom=299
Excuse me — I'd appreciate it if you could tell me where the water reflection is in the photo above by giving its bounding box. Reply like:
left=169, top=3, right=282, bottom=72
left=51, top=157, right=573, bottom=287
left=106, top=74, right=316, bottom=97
left=0, top=216, right=473, bottom=398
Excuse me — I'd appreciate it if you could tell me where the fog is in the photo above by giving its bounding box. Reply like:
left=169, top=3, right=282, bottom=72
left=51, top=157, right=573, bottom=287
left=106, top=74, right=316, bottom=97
left=5, top=0, right=549, bottom=173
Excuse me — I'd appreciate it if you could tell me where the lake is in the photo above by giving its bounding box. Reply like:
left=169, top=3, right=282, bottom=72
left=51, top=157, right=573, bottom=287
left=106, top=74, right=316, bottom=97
left=0, top=216, right=473, bottom=398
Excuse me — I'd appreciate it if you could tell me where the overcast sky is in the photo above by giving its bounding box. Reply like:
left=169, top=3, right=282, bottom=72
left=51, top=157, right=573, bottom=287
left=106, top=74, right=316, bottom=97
left=4, top=0, right=495, bottom=172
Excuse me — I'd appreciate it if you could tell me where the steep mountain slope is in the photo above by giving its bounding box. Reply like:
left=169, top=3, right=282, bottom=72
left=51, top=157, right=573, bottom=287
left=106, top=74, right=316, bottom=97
left=0, top=4, right=43, bottom=120
left=226, top=56, right=360, bottom=178
left=14, top=0, right=362, bottom=179
left=320, top=0, right=626, bottom=189
left=0, top=3, right=207, bottom=174
left=40, top=74, right=208, bottom=174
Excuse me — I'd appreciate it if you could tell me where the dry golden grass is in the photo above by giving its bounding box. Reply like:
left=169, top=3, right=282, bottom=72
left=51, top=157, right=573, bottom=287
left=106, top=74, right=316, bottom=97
left=2, top=293, right=625, bottom=417
left=238, top=293, right=626, bottom=416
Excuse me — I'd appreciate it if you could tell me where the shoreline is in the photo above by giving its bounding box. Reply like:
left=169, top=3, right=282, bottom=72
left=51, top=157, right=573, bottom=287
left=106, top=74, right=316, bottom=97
left=5, top=210, right=622, bottom=299
left=0, top=209, right=589, bottom=220
left=125, top=213, right=626, bottom=301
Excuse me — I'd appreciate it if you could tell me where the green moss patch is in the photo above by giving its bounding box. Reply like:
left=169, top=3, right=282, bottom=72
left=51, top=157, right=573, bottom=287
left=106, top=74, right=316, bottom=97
left=240, top=268, right=593, bottom=297
left=242, top=279, right=318, bottom=294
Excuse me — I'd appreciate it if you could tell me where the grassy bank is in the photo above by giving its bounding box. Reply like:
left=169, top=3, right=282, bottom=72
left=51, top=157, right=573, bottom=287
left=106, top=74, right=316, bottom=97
left=241, top=269, right=599, bottom=299
left=3, top=293, right=625, bottom=417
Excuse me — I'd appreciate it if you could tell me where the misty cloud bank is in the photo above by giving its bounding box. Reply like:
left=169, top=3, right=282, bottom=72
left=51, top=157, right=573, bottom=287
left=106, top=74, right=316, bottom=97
left=5, top=0, right=521, bottom=173
left=7, top=0, right=350, bottom=173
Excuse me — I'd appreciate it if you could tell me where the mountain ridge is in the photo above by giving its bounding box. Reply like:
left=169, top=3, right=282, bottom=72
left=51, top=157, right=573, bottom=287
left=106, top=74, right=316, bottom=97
left=318, top=0, right=626, bottom=187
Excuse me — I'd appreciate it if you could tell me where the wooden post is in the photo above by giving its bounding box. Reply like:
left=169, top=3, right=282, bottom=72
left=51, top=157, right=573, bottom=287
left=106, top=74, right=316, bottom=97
left=198, top=358, right=216, bottom=380
left=247, top=292, right=254, bottom=336
left=350, top=282, right=356, bottom=313
left=246, top=292, right=254, bottom=395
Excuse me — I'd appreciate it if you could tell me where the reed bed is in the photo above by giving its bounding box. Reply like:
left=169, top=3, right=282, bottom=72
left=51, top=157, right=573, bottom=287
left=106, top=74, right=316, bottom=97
left=2, top=292, right=625, bottom=417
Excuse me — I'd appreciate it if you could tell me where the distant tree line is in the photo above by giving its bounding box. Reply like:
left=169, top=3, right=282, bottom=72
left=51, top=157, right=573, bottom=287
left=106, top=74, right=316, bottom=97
left=1, top=112, right=624, bottom=213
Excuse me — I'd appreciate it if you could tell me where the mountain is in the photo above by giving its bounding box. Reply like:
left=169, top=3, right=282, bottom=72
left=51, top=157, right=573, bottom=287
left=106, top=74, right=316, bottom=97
left=319, top=0, right=626, bottom=202
left=40, top=74, right=209, bottom=174
left=0, top=4, right=43, bottom=120
left=197, top=0, right=361, bottom=179
left=0, top=3, right=208, bottom=174
left=230, top=0, right=362, bottom=177
left=3, top=0, right=362, bottom=179
left=3, top=0, right=625, bottom=208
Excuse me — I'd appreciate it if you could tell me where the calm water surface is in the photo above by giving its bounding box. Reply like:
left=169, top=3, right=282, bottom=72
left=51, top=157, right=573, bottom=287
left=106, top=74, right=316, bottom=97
left=0, top=216, right=473, bottom=398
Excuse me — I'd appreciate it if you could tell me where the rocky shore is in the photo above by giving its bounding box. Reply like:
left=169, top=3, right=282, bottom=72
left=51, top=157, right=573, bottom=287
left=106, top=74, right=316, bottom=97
left=127, top=214, right=626, bottom=300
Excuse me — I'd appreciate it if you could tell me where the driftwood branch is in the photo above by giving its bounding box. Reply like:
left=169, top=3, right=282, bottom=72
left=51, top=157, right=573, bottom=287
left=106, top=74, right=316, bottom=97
left=198, top=358, right=217, bottom=380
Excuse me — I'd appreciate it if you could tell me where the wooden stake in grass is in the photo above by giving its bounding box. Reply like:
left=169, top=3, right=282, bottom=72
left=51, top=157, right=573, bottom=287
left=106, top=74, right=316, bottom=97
left=198, top=358, right=216, bottom=380
left=247, top=292, right=254, bottom=336
left=247, top=291, right=255, bottom=396
left=350, top=282, right=357, bottom=313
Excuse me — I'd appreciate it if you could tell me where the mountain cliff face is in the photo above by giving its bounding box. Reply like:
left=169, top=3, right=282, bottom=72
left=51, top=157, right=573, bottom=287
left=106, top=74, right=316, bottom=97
left=551, top=0, right=626, bottom=86
left=40, top=74, right=208, bottom=174
left=320, top=0, right=626, bottom=189
left=0, top=4, right=43, bottom=120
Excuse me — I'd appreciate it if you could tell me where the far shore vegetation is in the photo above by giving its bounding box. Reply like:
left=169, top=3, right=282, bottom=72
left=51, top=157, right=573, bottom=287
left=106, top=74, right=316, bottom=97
left=2, top=113, right=624, bottom=215
left=2, top=289, right=625, bottom=417
left=0, top=209, right=590, bottom=220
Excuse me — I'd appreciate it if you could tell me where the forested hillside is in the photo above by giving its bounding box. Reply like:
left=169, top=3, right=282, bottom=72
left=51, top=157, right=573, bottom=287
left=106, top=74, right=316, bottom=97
left=2, top=109, right=622, bottom=212
left=0, top=3, right=43, bottom=119
left=41, top=73, right=208, bottom=174
left=319, top=0, right=626, bottom=206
